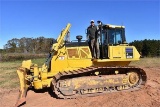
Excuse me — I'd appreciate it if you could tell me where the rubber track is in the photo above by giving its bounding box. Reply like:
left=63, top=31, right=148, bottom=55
left=51, top=66, right=147, bottom=99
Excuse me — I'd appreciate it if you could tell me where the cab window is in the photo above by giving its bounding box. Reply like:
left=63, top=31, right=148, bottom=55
left=108, top=29, right=122, bottom=44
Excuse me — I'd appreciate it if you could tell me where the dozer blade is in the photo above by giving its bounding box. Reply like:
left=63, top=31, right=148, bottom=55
left=15, top=60, right=32, bottom=107
left=15, top=67, right=29, bottom=107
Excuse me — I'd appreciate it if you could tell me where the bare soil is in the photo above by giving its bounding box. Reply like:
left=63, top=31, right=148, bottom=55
left=0, top=67, right=160, bottom=107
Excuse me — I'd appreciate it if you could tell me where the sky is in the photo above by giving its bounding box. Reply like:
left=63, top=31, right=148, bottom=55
left=0, top=0, right=160, bottom=49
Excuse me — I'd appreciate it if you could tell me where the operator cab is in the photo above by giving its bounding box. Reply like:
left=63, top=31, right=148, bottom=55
left=102, top=24, right=126, bottom=45
left=97, top=21, right=127, bottom=59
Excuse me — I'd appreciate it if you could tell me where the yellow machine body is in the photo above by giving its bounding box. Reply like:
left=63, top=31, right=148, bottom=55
left=15, top=23, right=146, bottom=107
left=23, top=45, right=140, bottom=90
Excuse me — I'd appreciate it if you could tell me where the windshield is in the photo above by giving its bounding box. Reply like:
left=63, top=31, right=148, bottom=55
left=108, top=29, right=123, bottom=44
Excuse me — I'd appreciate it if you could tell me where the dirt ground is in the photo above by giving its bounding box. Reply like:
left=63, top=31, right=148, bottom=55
left=0, top=67, right=160, bottom=107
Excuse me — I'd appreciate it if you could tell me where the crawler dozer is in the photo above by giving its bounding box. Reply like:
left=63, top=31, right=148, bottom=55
left=15, top=22, right=147, bottom=106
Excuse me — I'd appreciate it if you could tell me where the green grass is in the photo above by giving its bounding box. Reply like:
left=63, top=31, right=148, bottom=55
left=0, top=61, right=21, bottom=89
left=0, top=58, right=46, bottom=89
left=32, top=58, right=46, bottom=66
left=130, top=57, right=160, bottom=68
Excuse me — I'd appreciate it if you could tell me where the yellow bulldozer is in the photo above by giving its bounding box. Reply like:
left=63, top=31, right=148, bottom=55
left=15, top=22, right=147, bottom=106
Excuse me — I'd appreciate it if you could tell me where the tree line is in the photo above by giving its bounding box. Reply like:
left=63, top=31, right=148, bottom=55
left=2, top=37, right=56, bottom=53
left=1, top=37, right=160, bottom=57
left=130, top=39, right=160, bottom=57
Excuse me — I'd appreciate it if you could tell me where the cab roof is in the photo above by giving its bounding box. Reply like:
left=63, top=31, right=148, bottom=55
left=104, top=24, right=125, bottom=28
